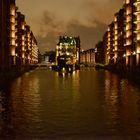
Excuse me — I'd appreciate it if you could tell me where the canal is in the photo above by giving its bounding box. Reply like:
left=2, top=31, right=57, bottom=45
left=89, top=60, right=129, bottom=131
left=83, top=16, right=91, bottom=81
left=0, top=68, right=140, bottom=139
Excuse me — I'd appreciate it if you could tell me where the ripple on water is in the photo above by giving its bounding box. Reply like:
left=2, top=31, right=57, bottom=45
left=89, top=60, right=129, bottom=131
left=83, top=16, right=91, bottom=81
left=0, top=69, right=140, bottom=139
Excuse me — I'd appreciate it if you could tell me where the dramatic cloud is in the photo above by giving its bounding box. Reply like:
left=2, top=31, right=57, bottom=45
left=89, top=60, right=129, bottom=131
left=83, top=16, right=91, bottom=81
left=66, top=19, right=107, bottom=50
left=36, top=11, right=66, bottom=52
left=36, top=10, right=106, bottom=52
left=17, top=0, right=123, bottom=53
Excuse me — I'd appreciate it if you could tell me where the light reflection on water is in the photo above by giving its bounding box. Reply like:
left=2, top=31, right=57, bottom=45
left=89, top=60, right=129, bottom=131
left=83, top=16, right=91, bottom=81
left=0, top=68, right=140, bottom=139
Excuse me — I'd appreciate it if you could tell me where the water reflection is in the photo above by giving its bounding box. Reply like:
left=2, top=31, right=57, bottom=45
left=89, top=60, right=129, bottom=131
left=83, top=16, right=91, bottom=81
left=0, top=69, right=140, bottom=139
left=104, top=71, right=140, bottom=135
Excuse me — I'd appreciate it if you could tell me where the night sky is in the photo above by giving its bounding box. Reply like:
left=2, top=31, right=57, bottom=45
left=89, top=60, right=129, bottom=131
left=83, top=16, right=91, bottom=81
left=17, top=0, right=123, bottom=53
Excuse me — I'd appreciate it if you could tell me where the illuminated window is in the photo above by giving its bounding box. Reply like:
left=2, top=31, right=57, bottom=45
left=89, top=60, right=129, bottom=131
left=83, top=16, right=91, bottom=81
left=114, top=17, right=117, bottom=22
left=10, top=17, right=15, bottom=23
left=11, top=39, right=15, bottom=45
left=126, top=50, right=131, bottom=56
left=108, top=28, right=110, bottom=32
left=137, top=32, right=140, bottom=40
left=115, top=36, right=118, bottom=40
left=22, top=24, right=25, bottom=30
left=126, top=16, right=132, bottom=22
left=115, top=53, right=117, bottom=58
left=126, top=23, right=132, bottom=30
left=125, top=0, right=130, bottom=4
left=137, top=23, right=140, bottom=31
left=22, top=36, right=25, bottom=40
left=115, top=23, right=118, bottom=29
left=22, top=42, right=25, bottom=46
left=115, top=41, right=118, bottom=46
left=126, top=31, right=132, bottom=38
left=22, top=53, right=25, bottom=58
left=126, top=7, right=132, bottom=15
left=137, top=47, right=140, bottom=53
left=137, top=14, right=140, bottom=21
left=10, top=7, right=15, bottom=16
left=22, top=47, right=25, bottom=51
left=115, top=30, right=118, bottom=35
left=11, top=31, right=15, bottom=38
left=126, top=39, right=132, bottom=45
left=137, top=4, right=140, bottom=11
left=11, top=48, right=15, bottom=56
left=11, top=24, right=15, bottom=30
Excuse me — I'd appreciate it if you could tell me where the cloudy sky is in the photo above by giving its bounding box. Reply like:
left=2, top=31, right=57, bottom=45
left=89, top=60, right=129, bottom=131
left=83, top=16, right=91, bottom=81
left=16, top=0, right=123, bottom=53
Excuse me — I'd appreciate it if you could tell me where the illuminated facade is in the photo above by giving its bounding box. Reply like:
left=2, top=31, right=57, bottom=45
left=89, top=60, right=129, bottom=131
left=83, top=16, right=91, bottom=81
left=95, top=41, right=105, bottom=64
left=0, top=0, right=38, bottom=73
left=10, top=0, right=16, bottom=66
left=113, top=9, right=125, bottom=67
left=25, top=25, right=31, bottom=65
left=80, top=49, right=95, bottom=65
left=80, top=0, right=140, bottom=71
left=16, top=12, right=26, bottom=66
left=134, top=0, right=140, bottom=65
left=56, top=36, right=80, bottom=66
left=106, top=22, right=114, bottom=65
left=75, top=37, right=81, bottom=64
left=103, top=32, right=108, bottom=65
left=0, top=0, right=16, bottom=71
left=80, top=51, right=87, bottom=64
left=124, top=0, right=136, bottom=67
left=30, top=32, right=38, bottom=64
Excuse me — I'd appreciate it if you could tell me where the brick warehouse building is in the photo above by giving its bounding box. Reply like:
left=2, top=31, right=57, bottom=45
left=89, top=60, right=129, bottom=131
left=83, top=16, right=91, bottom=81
left=80, top=0, right=140, bottom=74
left=0, top=0, right=38, bottom=75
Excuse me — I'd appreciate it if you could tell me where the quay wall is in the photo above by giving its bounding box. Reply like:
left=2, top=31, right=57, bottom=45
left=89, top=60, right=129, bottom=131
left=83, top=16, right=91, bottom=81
left=0, top=65, right=38, bottom=88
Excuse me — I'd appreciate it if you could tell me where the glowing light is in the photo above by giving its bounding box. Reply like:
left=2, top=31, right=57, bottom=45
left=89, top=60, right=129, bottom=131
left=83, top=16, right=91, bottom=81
left=137, top=49, right=140, bottom=53
left=123, top=54, right=126, bottom=57
left=11, top=48, right=15, bottom=56
left=133, top=51, right=136, bottom=55
left=66, top=52, right=70, bottom=55
left=11, top=39, right=15, bottom=45
left=10, top=6, right=15, bottom=16
left=56, top=45, right=59, bottom=49
left=10, top=17, right=15, bottom=23
left=22, top=24, right=25, bottom=30
left=22, top=53, right=25, bottom=58
left=126, top=52, right=131, bottom=56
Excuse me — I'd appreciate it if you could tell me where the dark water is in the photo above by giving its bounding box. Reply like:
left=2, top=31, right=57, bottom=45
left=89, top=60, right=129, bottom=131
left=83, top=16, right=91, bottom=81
left=1, top=68, right=140, bottom=139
